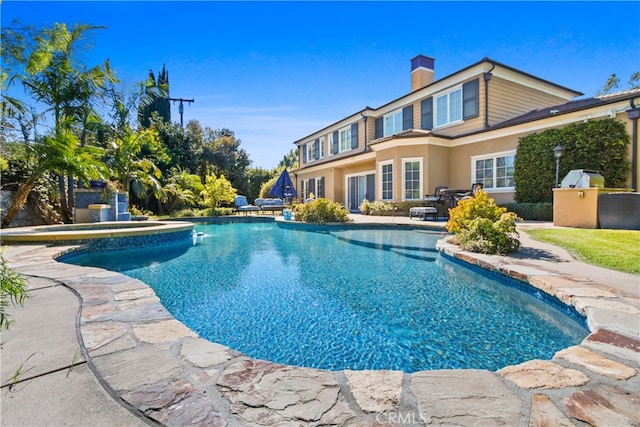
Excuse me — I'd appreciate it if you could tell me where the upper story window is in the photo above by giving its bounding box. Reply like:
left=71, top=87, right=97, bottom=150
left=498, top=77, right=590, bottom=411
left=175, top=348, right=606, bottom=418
left=472, top=151, right=516, bottom=190
left=339, top=126, right=352, bottom=152
left=375, top=106, right=414, bottom=139
left=316, top=136, right=324, bottom=160
left=303, top=137, right=325, bottom=163
left=421, top=78, right=479, bottom=130
left=435, top=86, right=462, bottom=127
left=305, top=142, right=314, bottom=163
left=384, top=110, right=403, bottom=136
left=330, top=123, right=359, bottom=154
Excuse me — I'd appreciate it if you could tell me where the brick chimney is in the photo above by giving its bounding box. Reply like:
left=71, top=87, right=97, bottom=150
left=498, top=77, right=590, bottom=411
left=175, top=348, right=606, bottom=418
left=411, top=55, right=435, bottom=91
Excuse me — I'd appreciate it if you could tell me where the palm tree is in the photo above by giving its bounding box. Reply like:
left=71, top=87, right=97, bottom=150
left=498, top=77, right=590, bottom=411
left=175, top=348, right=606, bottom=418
left=157, top=168, right=202, bottom=214
left=2, top=23, right=117, bottom=225
left=2, top=129, right=107, bottom=227
left=105, top=127, right=163, bottom=201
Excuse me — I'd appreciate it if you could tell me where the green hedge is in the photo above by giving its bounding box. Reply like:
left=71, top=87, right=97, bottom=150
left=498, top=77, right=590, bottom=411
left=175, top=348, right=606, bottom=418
left=514, top=118, right=630, bottom=203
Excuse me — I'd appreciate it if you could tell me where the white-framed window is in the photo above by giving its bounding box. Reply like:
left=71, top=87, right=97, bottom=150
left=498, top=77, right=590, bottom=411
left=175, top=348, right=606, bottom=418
left=402, top=157, right=423, bottom=200
left=384, top=110, right=403, bottom=137
left=378, top=160, right=393, bottom=201
left=317, top=136, right=324, bottom=159
left=301, top=177, right=325, bottom=199
left=435, top=86, right=462, bottom=128
left=471, top=151, right=516, bottom=190
left=305, top=143, right=314, bottom=162
left=339, top=126, right=352, bottom=152
left=304, top=137, right=325, bottom=163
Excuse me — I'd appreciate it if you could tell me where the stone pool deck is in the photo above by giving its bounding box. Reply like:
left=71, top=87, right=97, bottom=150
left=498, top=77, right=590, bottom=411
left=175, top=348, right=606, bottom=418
left=1, top=217, right=638, bottom=426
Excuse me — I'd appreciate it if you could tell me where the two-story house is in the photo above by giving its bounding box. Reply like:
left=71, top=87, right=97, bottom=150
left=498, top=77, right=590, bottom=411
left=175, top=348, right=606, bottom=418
left=293, top=55, right=639, bottom=210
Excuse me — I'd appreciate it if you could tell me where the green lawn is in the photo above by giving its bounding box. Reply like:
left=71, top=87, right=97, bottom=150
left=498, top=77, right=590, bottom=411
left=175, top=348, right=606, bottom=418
left=524, top=228, right=640, bottom=275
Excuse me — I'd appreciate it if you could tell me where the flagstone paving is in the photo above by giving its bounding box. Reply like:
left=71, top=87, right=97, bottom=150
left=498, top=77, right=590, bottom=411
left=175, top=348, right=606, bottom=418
left=1, top=219, right=639, bottom=426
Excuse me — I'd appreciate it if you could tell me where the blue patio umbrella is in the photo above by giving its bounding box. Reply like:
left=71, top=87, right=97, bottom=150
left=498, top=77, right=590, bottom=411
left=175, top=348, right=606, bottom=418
left=269, top=169, right=297, bottom=199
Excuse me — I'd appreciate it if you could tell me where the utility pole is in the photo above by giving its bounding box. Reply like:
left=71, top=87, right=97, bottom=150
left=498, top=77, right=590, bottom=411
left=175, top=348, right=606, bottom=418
left=169, top=97, right=195, bottom=127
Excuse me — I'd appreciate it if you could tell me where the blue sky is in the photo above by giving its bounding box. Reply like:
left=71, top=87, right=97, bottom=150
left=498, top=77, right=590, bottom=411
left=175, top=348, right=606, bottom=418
left=3, top=1, right=639, bottom=169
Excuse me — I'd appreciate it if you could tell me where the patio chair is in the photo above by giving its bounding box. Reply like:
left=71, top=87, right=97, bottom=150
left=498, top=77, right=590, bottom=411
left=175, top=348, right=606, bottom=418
left=459, top=183, right=484, bottom=201
left=234, top=195, right=260, bottom=215
left=424, top=185, right=448, bottom=218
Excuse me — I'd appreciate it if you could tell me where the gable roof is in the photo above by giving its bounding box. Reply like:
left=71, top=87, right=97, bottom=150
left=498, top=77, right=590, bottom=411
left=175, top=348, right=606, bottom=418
left=414, top=56, right=583, bottom=97
left=294, top=56, right=584, bottom=145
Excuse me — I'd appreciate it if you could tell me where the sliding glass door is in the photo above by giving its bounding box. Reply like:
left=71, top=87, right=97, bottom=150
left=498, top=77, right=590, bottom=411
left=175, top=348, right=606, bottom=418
left=346, top=173, right=375, bottom=211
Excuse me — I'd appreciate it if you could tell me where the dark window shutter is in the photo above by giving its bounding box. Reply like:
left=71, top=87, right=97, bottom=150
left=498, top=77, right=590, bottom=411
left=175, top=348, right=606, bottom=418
left=351, top=123, right=358, bottom=149
left=421, top=97, right=433, bottom=130
left=313, top=139, right=319, bottom=160
left=366, top=174, right=375, bottom=202
left=463, top=78, right=479, bottom=119
left=375, top=117, right=383, bottom=139
left=402, top=105, right=413, bottom=130
left=332, top=131, right=339, bottom=154
left=318, top=177, right=325, bottom=198
left=302, top=144, right=307, bottom=163
left=309, top=178, right=316, bottom=196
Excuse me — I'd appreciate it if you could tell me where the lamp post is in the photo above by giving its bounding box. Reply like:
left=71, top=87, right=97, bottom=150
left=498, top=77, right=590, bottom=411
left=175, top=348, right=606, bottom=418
left=554, top=144, right=565, bottom=188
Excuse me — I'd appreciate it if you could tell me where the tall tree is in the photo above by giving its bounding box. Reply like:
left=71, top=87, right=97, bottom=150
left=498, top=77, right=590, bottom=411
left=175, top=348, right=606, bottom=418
left=200, top=128, right=251, bottom=195
left=596, top=71, right=640, bottom=96
left=2, top=23, right=115, bottom=226
left=278, top=148, right=299, bottom=170
left=151, top=116, right=203, bottom=173
left=246, top=167, right=274, bottom=202
left=138, top=65, right=170, bottom=127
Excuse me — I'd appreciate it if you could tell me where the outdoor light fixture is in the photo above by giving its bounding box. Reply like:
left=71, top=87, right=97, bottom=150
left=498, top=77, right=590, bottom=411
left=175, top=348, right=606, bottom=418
left=554, top=144, right=565, bottom=188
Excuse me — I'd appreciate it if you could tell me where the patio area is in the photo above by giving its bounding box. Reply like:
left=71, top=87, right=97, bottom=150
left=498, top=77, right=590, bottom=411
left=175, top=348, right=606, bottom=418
left=1, top=216, right=638, bottom=426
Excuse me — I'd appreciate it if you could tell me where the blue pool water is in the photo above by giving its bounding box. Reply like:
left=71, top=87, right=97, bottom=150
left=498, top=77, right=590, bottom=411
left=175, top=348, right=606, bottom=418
left=62, top=221, right=588, bottom=372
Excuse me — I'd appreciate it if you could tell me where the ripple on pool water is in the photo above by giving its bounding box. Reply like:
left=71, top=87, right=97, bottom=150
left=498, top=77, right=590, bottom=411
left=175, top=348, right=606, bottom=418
left=63, top=222, right=588, bottom=372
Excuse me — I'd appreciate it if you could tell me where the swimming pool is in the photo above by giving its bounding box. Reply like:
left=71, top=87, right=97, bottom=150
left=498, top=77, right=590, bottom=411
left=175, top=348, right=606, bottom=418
left=62, top=221, right=588, bottom=372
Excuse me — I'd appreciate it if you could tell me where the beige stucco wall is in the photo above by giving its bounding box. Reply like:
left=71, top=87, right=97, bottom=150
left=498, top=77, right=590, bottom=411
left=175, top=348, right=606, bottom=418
left=449, top=134, right=519, bottom=204
left=553, top=188, right=629, bottom=228
left=424, top=145, right=450, bottom=196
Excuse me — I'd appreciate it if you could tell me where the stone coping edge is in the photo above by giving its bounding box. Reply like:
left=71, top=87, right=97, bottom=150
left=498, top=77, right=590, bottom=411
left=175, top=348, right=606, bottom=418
left=5, top=235, right=639, bottom=426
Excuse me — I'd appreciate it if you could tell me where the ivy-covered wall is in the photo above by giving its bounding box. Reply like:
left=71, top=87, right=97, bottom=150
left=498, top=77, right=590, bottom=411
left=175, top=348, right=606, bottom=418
left=514, top=118, right=630, bottom=203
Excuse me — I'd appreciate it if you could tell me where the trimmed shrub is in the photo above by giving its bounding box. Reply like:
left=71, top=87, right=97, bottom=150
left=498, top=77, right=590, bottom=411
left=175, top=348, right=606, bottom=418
left=293, top=198, right=351, bottom=224
left=454, top=213, right=521, bottom=255
left=359, top=199, right=397, bottom=216
left=446, top=190, right=506, bottom=234
left=446, top=190, right=521, bottom=255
